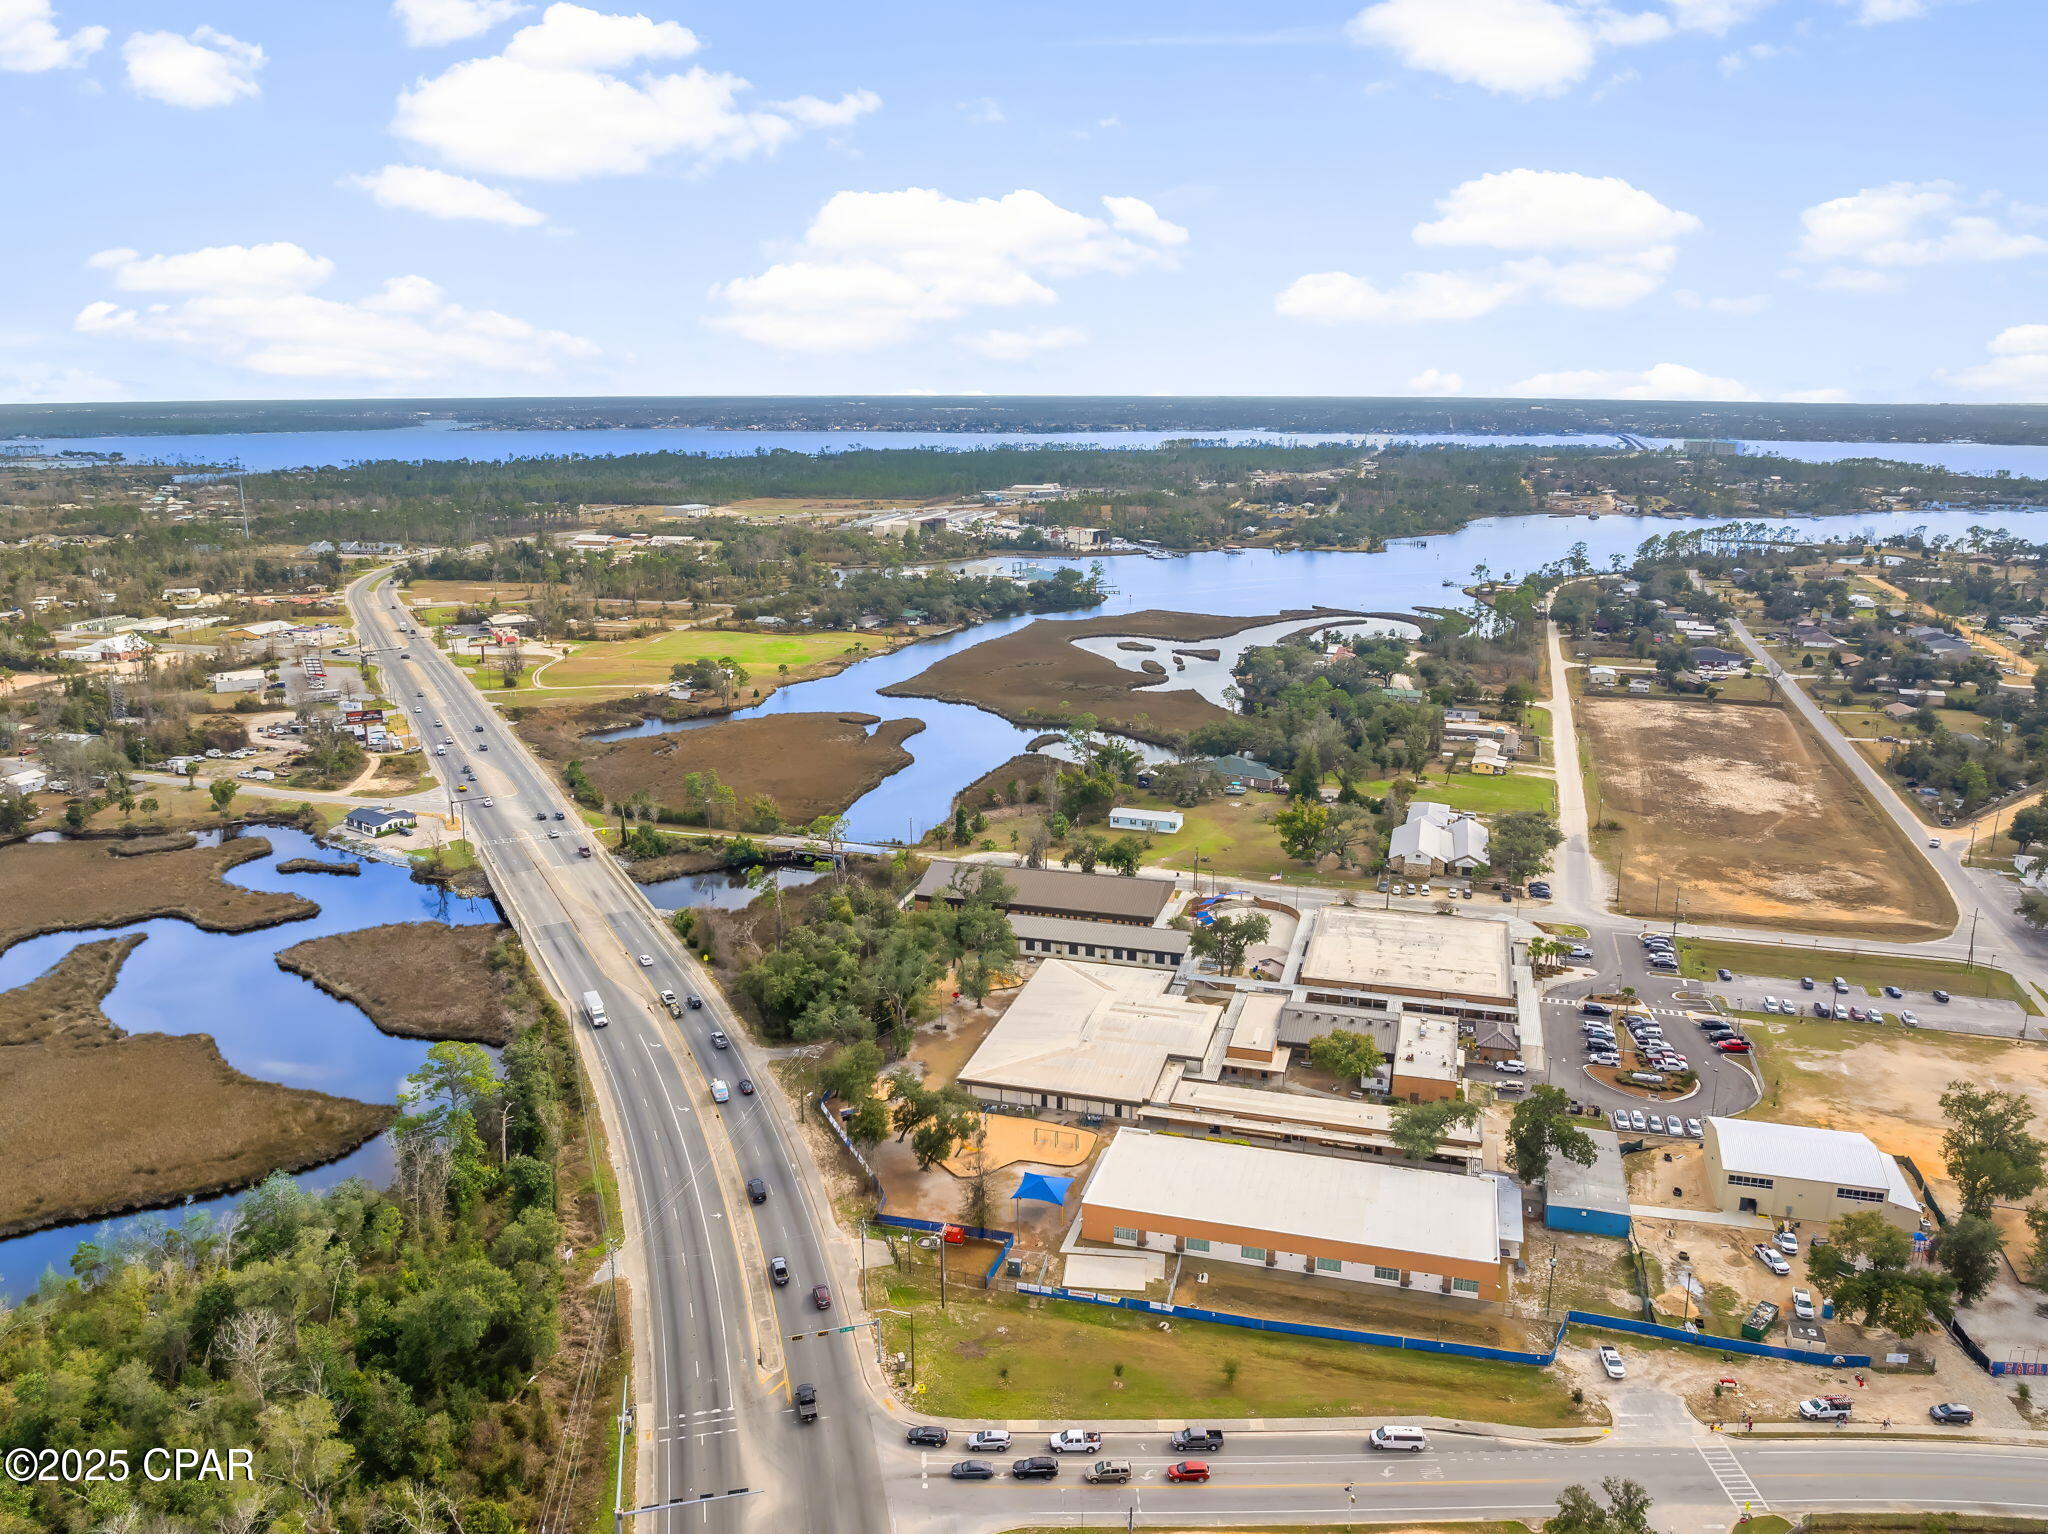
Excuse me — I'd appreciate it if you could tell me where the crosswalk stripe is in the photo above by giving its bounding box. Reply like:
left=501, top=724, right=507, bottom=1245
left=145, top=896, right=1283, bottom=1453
left=1699, top=1444, right=1768, bottom=1508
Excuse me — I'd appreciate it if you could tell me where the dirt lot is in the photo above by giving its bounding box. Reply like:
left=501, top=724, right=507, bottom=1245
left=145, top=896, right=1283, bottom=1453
left=882, top=608, right=1358, bottom=744
left=1748, top=1015, right=2048, bottom=1225
left=1579, top=696, right=1955, bottom=940
left=0, top=935, right=392, bottom=1237
left=581, top=712, right=925, bottom=823
left=275, top=922, right=525, bottom=1044
left=0, top=834, right=318, bottom=958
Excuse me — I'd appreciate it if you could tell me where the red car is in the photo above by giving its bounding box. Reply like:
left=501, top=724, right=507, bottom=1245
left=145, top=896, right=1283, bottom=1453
left=1166, top=1461, right=1211, bottom=1483
left=1715, top=1038, right=1753, bottom=1053
left=812, top=1284, right=832, bottom=1310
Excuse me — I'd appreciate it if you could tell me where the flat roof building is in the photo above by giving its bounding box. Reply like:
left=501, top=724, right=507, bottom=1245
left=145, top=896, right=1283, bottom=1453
left=1078, top=1129, right=1508, bottom=1299
left=1298, top=906, right=1514, bottom=1008
left=913, top=859, right=1174, bottom=927
left=1109, top=806, right=1185, bottom=835
left=1386, top=1015, right=1462, bottom=1103
left=1703, top=1117, right=1922, bottom=1231
left=1543, top=1129, right=1631, bottom=1239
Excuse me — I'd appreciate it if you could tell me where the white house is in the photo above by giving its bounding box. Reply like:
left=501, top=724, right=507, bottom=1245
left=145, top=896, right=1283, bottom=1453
left=1108, top=806, right=1184, bottom=835
left=1387, top=801, right=1490, bottom=874
left=212, top=668, right=267, bottom=693
left=60, top=633, right=153, bottom=662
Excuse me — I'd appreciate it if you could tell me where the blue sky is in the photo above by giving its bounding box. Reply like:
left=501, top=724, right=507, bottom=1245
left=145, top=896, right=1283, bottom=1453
left=3, top=0, right=2045, bottom=405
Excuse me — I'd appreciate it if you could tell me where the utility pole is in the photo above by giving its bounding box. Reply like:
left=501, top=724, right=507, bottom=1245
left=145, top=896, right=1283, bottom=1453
left=1966, top=909, right=1981, bottom=969
left=938, top=1234, right=948, bottom=1311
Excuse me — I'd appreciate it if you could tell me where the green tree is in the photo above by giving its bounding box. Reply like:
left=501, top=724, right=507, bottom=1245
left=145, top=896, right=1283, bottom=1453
left=1547, top=1477, right=1654, bottom=1534
left=1941, top=1080, right=2046, bottom=1217
left=819, top=1040, right=883, bottom=1102
left=1306, top=1028, right=1384, bottom=1082
left=1186, top=911, right=1271, bottom=975
left=1507, top=1084, right=1598, bottom=1185
left=1274, top=800, right=1331, bottom=862
left=1931, top=1213, right=2006, bottom=1304
left=2020, top=891, right=2048, bottom=930
left=1389, top=1097, right=1481, bottom=1162
left=1488, top=810, right=1562, bottom=884
left=846, top=1095, right=890, bottom=1148
left=2008, top=804, right=2048, bottom=853
left=1810, top=1210, right=1954, bottom=1334
left=208, top=777, right=237, bottom=816
left=1101, top=835, right=1146, bottom=876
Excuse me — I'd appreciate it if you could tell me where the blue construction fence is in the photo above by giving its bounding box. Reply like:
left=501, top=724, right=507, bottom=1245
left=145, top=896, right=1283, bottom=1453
left=877, top=1214, right=1017, bottom=1286
left=816, top=1092, right=1020, bottom=1285
left=1017, top=1282, right=1569, bottom=1368
left=1567, top=1310, right=1872, bottom=1368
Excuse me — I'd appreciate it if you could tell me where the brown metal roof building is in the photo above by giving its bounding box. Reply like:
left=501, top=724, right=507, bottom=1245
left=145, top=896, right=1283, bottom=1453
left=912, top=859, right=1175, bottom=927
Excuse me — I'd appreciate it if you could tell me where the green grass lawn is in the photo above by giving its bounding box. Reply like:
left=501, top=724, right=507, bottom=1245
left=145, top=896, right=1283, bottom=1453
left=1356, top=771, right=1558, bottom=816
left=872, top=1270, right=1592, bottom=1428
left=541, top=628, right=879, bottom=688
left=1676, top=937, right=2038, bottom=1013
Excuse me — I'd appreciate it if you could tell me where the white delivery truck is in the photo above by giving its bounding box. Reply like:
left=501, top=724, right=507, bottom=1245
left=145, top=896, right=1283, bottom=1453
left=582, top=990, right=608, bottom=1028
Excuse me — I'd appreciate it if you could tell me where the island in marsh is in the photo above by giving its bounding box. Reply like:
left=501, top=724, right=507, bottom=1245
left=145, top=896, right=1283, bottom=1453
left=0, top=935, right=393, bottom=1239
left=880, top=607, right=1367, bottom=743
left=276, top=922, right=527, bottom=1045
left=0, top=834, right=317, bottom=959
left=523, top=706, right=926, bottom=823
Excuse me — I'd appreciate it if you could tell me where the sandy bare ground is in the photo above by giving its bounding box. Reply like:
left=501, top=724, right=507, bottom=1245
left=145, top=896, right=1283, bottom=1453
left=1579, top=696, right=1954, bottom=940
left=0, top=936, right=391, bottom=1238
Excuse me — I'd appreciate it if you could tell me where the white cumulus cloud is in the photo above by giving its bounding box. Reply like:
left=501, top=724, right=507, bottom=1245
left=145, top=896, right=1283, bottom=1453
left=75, top=242, right=596, bottom=382
left=349, top=164, right=547, bottom=226
left=392, top=2, right=879, bottom=180
left=1794, top=181, right=2047, bottom=282
left=710, top=188, right=1185, bottom=353
left=394, top=0, right=527, bottom=47
left=957, top=325, right=1089, bottom=361
left=1407, top=368, right=1464, bottom=393
left=1940, top=325, right=2048, bottom=398
left=1507, top=361, right=1758, bottom=399
left=1830, top=0, right=1927, bottom=20
left=0, top=0, right=106, bottom=70
left=122, top=25, right=264, bottom=108
left=1414, top=169, right=1701, bottom=252
left=1279, top=169, right=1696, bottom=324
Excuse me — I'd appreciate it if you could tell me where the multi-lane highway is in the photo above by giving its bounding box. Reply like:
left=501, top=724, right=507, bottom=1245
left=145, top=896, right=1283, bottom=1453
left=349, top=569, right=2048, bottom=1533
left=345, top=571, right=887, bottom=1534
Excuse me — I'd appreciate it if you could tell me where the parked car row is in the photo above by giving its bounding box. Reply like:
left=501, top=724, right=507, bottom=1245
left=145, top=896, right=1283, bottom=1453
left=915, top=1423, right=1428, bottom=1476
left=1610, top=1107, right=1704, bottom=1137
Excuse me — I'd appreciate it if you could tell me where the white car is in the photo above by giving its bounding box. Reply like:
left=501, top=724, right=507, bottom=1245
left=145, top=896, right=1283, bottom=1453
left=965, top=1430, right=1012, bottom=1452
left=1610, top=1109, right=1628, bottom=1131
left=1495, top=1059, right=1527, bottom=1075
left=1646, top=1114, right=1665, bottom=1134
left=481, top=797, right=494, bottom=807
left=638, top=954, right=655, bottom=967
left=1596, top=1345, right=1626, bottom=1380
left=1791, top=1288, right=1816, bottom=1320
left=1629, top=1109, right=1647, bottom=1131
left=1048, top=1430, right=1104, bottom=1454
left=1753, top=1244, right=1791, bottom=1276
left=1774, top=1230, right=1799, bottom=1256
left=1685, top=1117, right=1704, bottom=1137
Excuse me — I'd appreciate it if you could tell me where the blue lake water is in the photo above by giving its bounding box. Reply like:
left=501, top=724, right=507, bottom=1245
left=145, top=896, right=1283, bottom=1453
left=0, top=826, right=497, bottom=1299
left=590, top=504, right=2048, bottom=846
left=15, top=418, right=2048, bottom=476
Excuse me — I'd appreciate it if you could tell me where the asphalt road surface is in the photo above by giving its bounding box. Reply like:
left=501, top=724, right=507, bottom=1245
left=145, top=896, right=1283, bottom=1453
left=348, top=572, right=887, bottom=1534
left=350, top=571, right=2048, bottom=1533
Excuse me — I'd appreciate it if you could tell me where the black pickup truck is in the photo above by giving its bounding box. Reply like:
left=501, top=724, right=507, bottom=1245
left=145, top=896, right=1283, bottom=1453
left=795, top=1383, right=818, bottom=1424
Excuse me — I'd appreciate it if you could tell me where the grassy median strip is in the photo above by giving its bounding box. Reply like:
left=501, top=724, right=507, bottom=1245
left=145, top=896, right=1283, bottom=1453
left=1677, top=938, right=2038, bottom=1014
left=872, top=1270, right=1592, bottom=1428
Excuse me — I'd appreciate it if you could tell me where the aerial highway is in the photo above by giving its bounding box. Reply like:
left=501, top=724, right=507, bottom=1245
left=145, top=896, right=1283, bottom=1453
left=345, top=570, right=889, bottom=1534
left=346, top=570, right=2048, bottom=1533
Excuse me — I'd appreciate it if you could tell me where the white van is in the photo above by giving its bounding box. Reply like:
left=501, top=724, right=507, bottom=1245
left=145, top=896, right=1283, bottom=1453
left=1369, top=1426, right=1429, bottom=1452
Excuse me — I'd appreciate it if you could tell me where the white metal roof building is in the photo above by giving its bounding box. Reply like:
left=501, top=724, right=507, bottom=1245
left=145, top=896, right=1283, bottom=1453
left=1388, top=801, right=1491, bottom=873
left=956, top=959, right=1222, bottom=1116
left=1703, top=1117, right=1922, bottom=1230
left=1078, top=1129, right=1508, bottom=1299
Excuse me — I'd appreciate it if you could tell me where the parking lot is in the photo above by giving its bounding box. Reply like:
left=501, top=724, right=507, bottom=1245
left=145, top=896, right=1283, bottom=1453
left=1536, top=927, right=1765, bottom=1123
left=1711, top=971, right=2028, bottom=1037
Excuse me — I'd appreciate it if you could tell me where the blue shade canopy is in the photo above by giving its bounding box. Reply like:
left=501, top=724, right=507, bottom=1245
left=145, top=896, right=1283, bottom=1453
left=1011, top=1172, right=1073, bottom=1206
